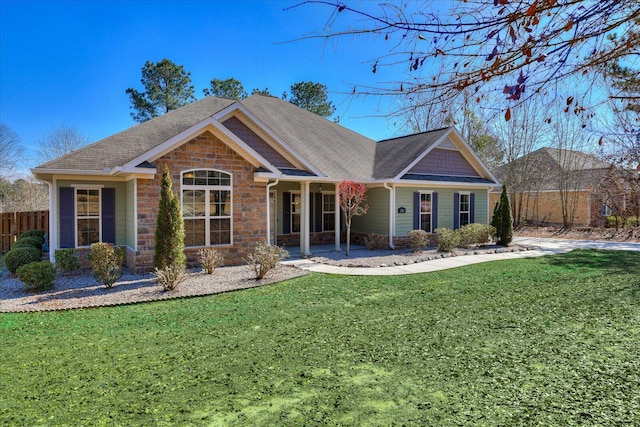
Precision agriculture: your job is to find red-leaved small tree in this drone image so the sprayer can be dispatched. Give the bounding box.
[338,179,369,255]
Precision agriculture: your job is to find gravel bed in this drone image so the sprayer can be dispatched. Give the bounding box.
[0,265,309,313]
[309,244,533,268]
[1,244,533,313]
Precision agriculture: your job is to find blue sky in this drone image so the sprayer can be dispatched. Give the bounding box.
[1,0,403,174]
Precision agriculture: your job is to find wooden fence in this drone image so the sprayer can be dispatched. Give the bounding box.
[1,210,49,254]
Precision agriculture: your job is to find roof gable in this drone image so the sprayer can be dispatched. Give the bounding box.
[374,127,498,184]
[36,96,236,172]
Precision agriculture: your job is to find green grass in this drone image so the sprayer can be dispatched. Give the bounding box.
[2,249,640,426]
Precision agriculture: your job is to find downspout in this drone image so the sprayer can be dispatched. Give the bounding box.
[383,182,396,249]
[266,179,279,244]
[46,180,55,263]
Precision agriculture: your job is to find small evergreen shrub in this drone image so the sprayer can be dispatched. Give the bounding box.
[407,229,429,252]
[198,248,223,274]
[155,264,187,291]
[246,242,289,279]
[11,241,41,252]
[491,185,514,246]
[88,243,125,288]
[16,261,55,291]
[16,236,43,251]
[435,228,461,252]
[55,248,81,275]
[154,164,186,270]
[5,247,42,274]
[19,230,45,240]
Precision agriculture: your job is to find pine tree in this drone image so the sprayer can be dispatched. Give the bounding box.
[491,185,514,246]
[153,164,186,269]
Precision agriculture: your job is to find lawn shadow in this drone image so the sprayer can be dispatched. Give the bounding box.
[544,249,640,276]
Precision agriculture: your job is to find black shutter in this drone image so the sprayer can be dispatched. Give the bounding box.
[432,192,438,231]
[59,187,75,248]
[413,192,420,230]
[470,193,475,224]
[283,192,291,234]
[315,192,323,232]
[102,188,116,244]
[454,192,460,229]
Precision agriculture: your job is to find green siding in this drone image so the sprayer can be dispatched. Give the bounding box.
[396,187,489,235]
[272,182,334,235]
[351,187,389,234]
[56,180,127,246]
[125,179,137,249]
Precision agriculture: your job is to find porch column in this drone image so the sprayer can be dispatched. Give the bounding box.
[300,181,311,256]
[334,182,341,251]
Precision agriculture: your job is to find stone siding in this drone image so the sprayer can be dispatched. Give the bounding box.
[133,131,267,273]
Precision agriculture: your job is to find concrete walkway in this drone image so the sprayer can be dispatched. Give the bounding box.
[281,237,640,276]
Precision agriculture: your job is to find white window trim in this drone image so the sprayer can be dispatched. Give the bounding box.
[459,191,471,227]
[419,191,433,233]
[75,187,102,248]
[290,191,301,234]
[181,169,233,247]
[322,191,336,232]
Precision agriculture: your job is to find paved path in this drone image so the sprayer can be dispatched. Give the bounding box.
[281,237,640,276]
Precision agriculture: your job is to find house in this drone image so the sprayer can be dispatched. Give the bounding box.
[32,95,500,272]
[490,147,638,227]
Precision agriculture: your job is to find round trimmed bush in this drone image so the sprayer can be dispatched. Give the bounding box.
[19,229,45,240]
[17,261,55,291]
[5,247,42,274]
[16,236,43,251]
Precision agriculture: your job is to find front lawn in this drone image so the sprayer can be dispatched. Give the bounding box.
[1,250,639,425]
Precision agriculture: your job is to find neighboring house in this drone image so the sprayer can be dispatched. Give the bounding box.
[491,147,636,227]
[32,95,500,272]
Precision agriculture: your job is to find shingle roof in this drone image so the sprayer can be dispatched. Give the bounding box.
[492,147,614,191]
[373,127,451,179]
[240,95,377,179]
[36,96,236,170]
[33,95,497,186]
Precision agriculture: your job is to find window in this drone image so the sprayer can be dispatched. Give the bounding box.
[182,170,232,247]
[291,192,301,233]
[322,193,335,231]
[420,192,432,233]
[76,188,101,247]
[459,193,470,227]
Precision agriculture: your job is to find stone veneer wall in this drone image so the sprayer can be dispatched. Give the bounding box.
[132,131,268,273]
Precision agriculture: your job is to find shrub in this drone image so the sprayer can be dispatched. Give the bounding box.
[458,223,496,248]
[246,242,289,279]
[491,185,513,246]
[435,228,460,252]
[19,230,45,240]
[88,243,125,288]
[55,248,81,275]
[5,247,42,274]
[11,241,41,252]
[15,236,43,251]
[154,164,186,270]
[16,261,55,291]
[198,248,223,274]
[407,229,429,252]
[155,264,187,291]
